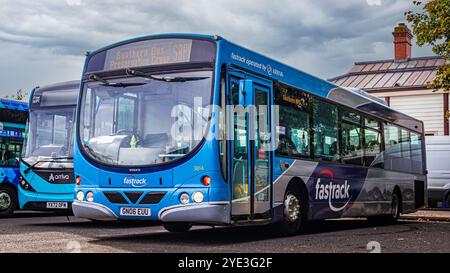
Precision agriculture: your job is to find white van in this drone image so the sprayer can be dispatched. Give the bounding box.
[426,136,450,207]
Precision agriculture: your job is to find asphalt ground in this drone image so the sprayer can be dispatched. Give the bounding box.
[0,211,449,253]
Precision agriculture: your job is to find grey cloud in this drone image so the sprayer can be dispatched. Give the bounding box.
[0,0,433,96]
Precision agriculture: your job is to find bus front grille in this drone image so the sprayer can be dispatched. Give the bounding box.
[103,192,128,204]
[139,192,166,204]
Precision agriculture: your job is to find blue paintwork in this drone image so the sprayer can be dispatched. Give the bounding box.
[0,168,20,186]
[0,99,27,191]
[17,83,78,210]
[73,34,423,223]
[0,98,28,111]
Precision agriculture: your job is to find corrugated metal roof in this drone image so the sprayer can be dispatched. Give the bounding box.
[330,56,446,90]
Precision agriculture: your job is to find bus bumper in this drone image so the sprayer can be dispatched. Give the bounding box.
[18,187,74,210]
[72,200,118,221]
[158,202,230,225]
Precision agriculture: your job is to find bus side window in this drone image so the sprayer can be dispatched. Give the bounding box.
[410,132,424,174]
[274,85,311,158]
[312,99,339,162]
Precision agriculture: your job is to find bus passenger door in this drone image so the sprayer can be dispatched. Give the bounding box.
[228,73,273,222]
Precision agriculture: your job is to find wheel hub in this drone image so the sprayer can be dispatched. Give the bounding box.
[0,192,11,211]
[284,194,300,223]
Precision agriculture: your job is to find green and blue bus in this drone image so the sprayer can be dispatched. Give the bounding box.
[19,81,79,212]
[72,34,426,235]
[0,98,28,217]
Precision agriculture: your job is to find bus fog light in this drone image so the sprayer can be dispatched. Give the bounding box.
[180,193,190,204]
[86,192,94,202]
[76,191,85,201]
[192,192,204,203]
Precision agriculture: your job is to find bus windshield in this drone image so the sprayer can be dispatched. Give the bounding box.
[79,70,212,167]
[22,107,75,167]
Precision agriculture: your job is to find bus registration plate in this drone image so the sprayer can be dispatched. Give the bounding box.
[46,202,68,209]
[120,207,151,217]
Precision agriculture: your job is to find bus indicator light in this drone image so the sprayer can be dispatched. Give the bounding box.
[202,176,211,186]
[76,176,82,185]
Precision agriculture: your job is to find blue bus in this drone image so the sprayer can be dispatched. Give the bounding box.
[19,81,79,213]
[0,98,28,217]
[72,34,426,235]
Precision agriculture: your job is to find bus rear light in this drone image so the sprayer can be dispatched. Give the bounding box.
[201,176,211,186]
[76,176,82,185]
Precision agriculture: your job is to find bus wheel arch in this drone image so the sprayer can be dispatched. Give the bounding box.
[0,183,18,218]
[392,186,402,214]
[273,177,308,236]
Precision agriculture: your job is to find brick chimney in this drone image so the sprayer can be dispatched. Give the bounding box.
[393,23,413,61]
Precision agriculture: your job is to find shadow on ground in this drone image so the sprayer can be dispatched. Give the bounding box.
[87,219,415,250]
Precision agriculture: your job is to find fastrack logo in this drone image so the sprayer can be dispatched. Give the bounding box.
[315,169,351,212]
[123,176,147,188]
[49,173,70,182]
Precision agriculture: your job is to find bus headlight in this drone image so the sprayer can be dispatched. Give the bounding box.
[180,193,190,204]
[192,192,204,203]
[19,177,36,192]
[86,192,94,202]
[76,191,85,201]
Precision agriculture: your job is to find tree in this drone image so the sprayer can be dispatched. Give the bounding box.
[4,89,28,101]
[406,0,450,95]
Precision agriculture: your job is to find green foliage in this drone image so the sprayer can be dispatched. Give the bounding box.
[406,0,450,92]
[4,89,28,101]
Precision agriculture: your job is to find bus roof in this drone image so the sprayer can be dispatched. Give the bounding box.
[35,80,80,93]
[85,33,424,133]
[0,98,28,111]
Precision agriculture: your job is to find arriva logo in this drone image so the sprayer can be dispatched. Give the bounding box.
[48,173,70,182]
[123,176,147,188]
[315,169,351,212]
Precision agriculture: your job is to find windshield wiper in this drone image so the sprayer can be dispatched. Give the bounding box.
[23,157,74,174]
[126,69,209,82]
[87,74,145,88]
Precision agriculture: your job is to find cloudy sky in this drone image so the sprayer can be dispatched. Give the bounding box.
[0,0,433,98]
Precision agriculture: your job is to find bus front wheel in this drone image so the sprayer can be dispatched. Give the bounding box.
[163,222,192,233]
[0,184,17,218]
[272,186,305,236]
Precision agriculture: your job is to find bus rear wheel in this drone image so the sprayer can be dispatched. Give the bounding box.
[163,222,192,233]
[272,186,305,237]
[0,185,17,218]
[368,191,401,225]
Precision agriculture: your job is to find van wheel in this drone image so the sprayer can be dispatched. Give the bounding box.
[163,223,192,233]
[272,186,304,236]
[446,194,450,208]
[0,185,17,218]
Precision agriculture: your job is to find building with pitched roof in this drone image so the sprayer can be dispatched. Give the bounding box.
[330,23,448,136]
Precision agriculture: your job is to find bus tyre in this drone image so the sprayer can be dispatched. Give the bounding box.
[273,187,304,237]
[368,191,401,225]
[0,185,17,218]
[163,222,192,233]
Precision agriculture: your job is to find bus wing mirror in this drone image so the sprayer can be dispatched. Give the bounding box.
[239,79,253,106]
